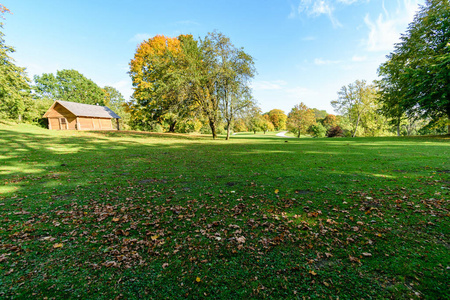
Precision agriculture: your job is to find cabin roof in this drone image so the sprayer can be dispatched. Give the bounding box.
[43,100,121,119]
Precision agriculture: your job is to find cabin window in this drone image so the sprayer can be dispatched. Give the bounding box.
[59,118,68,130]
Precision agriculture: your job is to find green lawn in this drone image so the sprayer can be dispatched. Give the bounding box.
[1,123,449,299]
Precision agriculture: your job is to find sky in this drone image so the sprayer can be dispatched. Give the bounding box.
[2,0,425,114]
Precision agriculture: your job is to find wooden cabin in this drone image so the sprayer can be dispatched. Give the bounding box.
[43,100,121,130]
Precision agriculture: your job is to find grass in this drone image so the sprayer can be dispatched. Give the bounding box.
[0,123,449,299]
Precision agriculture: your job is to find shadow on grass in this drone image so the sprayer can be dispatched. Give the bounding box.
[1,125,449,203]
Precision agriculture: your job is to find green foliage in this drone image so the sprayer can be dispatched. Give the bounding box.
[103,86,129,128]
[310,123,327,138]
[287,102,316,138]
[0,9,32,121]
[378,0,450,134]
[331,80,380,137]
[34,69,105,105]
[311,108,328,121]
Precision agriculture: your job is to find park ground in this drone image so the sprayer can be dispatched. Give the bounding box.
[0,123,449,299]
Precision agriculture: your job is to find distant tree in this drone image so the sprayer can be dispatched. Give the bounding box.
[322,114,339,129]
[34,69,105,105]
[210,31,256,140]
[331,80,377,137]
[103,86,129,127]
[287,102,316,138]
[311,108,328,121]
[378,0,450,134]
[0,5,32,121]
[266,109,287,130]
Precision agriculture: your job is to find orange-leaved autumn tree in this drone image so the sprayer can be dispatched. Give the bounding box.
[266,109,287,131]
[287,102,316,138]
[129,35,190,131]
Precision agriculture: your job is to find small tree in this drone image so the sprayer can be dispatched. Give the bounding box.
[287,102,316,138]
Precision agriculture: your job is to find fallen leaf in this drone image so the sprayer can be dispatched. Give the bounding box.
[274,189,279,194]
[53,243,63,249]
[236,236,246,244]
[196,277,201,282]
[151,235,159,240]
[309,270,317,276]
[112,217,120,222]
[162,263,169,269]
[362,252,372,257]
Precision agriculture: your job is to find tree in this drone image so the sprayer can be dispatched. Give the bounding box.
[266,109,287,131]
[210,32,256,140]
[287,102,316,138]
[103,86,129,127]
[34,69,105,105]
[0,5,32,121]
[311,108,328,121]
[322,114,339,129]
[129,34,186,131]
[331,80,377,137]
[378,0,450,134]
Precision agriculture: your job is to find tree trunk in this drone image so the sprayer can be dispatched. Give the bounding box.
[297,126,301,138]
[447,111,450,135]
[169,121,177,133]
[352,114,361,137]
[226,120,231,140]
[209,119,217,139]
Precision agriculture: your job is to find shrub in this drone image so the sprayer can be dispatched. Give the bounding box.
[310,124,327,138]
[327,125,344,137]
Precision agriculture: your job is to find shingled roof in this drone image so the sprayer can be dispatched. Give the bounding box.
[44,100,121,119]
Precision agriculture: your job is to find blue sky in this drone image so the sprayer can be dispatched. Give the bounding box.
[2,0,424,114]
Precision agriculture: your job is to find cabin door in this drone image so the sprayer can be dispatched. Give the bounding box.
[59,118,68,130]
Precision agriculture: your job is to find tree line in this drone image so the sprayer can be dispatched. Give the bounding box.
[1,0,448,137]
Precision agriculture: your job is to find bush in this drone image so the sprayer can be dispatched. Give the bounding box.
[327,125,344,137]
[310,124,327,138]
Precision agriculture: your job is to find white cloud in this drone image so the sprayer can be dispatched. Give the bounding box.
[302,36,317,41]
[337,0,359,4]
[289,0,362,27]
[351,55,367,62]
[314,58,341,65]
[129,33,152,43]
[364,0,422,52]
[251,80,287,91]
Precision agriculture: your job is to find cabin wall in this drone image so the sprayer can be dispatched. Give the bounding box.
[77,117,112,130]
[47,103,77,130]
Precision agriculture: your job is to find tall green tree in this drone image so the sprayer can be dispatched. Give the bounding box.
[331,80,377,137]
[34,69,105,105]
[0,5,32,121]
[378,0,450,134]
[210,32,256,140]
[287,102,316,138]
